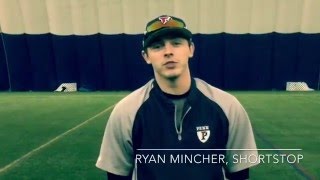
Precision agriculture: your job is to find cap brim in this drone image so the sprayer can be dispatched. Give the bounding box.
[143,28,192,48]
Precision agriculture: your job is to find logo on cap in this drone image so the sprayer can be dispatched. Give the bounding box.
[158,16,171,24]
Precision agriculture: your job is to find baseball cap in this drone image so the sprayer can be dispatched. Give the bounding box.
[143,15,192,49]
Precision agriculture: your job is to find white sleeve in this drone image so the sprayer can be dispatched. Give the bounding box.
[96,104,134,176]
[224,97,259,173]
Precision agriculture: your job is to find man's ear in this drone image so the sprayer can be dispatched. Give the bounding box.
[142,50,151,64]
[189,42,195,58]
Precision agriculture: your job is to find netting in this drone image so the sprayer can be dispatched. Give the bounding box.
[286,82,314,91]
[54,83,77,92]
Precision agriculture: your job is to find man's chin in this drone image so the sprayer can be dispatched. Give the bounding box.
[158,70,181,80]
[166,74,179,80]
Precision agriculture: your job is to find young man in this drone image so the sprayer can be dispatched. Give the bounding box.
[96,15,259,180]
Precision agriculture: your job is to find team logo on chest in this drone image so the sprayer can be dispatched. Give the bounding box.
[196,126,210,143]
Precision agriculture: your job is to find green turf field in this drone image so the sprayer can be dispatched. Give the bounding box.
[0,91,319,179]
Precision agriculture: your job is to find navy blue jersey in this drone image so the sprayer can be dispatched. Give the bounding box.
[96,78,259,179]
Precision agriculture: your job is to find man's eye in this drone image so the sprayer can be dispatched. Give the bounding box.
[172,41,182,46]
[150,44,163,49]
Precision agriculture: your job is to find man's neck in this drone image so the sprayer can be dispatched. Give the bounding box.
[155,73,191,95]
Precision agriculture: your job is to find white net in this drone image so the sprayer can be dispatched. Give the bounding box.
[286,82,314,91]
[55,83,77,92]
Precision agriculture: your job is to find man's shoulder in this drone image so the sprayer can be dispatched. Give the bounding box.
[112,79,154,113]
[194,78,237,103]
[194,78,248,123]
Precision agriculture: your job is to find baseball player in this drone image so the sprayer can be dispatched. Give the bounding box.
[96,15,259,180]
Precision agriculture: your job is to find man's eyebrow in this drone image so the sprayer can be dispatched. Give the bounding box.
[171,38,184,41]
[148,37,185,46]
[149,40,163,46]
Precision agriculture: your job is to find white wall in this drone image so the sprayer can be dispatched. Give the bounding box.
[0,0,319,35]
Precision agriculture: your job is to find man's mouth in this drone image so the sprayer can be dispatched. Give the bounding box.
[164,61,177,68]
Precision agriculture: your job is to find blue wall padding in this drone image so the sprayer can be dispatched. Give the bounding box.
[0,33,319,91]
[51,35,78,85]
[26,34,57,91]
[2,34,32,91]
[0,35,9,90]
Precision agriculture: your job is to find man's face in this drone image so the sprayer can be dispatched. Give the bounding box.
[142,37,194,80]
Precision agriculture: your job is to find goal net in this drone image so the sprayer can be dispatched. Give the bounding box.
[54,83,77,92]
[286,82,314,91]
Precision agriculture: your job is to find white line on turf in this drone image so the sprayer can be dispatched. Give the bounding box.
[0,104,115,174]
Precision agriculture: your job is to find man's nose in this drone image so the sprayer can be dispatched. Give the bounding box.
[164,43,174,57]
